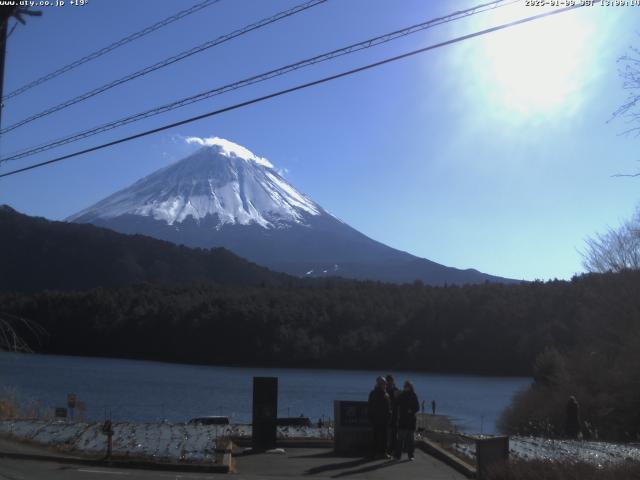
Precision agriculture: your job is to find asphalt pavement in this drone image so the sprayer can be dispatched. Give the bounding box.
[0,436,466,480]
[0,458,221,480]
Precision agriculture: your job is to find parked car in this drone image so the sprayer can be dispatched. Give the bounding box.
[188,416,230,426]
[276,417,311,427]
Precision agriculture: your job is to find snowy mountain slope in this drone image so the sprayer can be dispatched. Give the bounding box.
[69,137,516,285]
[69,137,321,228]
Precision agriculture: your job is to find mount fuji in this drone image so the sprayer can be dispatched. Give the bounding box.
[69,137,514,285]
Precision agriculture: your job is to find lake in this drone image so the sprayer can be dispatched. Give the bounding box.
[0,352,530,434]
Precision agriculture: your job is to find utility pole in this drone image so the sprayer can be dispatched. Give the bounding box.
[0,8,14,131]
[0,7,41,131]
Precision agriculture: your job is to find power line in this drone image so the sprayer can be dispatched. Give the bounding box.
[0,0,328,135]
[1,0,223,103]
[0,0,518,163]
[0,3,584,180]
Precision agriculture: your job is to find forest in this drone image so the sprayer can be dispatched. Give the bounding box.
[4,269,638,378]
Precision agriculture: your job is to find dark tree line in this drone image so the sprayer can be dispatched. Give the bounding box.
[3,270,640,381]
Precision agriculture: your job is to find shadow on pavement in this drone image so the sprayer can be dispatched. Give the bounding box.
[304,458,376,475]
[330,459,408,478]
[290,451,364,459]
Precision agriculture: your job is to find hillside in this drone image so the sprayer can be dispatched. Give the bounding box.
[0,205,291,293]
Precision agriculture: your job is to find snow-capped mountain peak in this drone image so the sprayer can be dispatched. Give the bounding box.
[68,138,321,228]
[185,136,274,168]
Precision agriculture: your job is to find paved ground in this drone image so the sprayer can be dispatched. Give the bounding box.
[0,437,81,458]
[0,459,221,480]
[0,437,466,480]
[233,447,466,479]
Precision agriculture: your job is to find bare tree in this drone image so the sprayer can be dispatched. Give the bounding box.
[582,210,640,273]
[0,313,45,352]
[612,46,640,142]
[587,47,640,268]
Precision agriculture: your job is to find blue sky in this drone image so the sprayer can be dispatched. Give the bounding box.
[0,0,638,281]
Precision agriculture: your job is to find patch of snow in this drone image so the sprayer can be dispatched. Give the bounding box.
[264,172,319,216]
[0,420,333,462]
[452,436,640,467]
[266,448,286,454]
[0,420,219,463]
[185,136,273,168]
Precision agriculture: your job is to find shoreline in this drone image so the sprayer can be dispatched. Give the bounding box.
[0,350,533,379]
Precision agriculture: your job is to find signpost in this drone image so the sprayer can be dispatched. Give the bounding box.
[101,420,114,460]
[333,400,371,454]
[252,377,278,451]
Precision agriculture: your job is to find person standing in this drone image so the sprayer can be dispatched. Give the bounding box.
[566,396,581,439]
[395,381,420,461]
[368,376,391,459]
[385,374,400,455]
[431,399,436,416]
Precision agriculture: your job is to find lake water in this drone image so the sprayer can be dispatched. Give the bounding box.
[0,352,530,434]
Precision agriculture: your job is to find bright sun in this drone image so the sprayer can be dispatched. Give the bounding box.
[475,4,592,115]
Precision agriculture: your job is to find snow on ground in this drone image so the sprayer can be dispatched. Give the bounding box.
[453,436,640,466]
[5,419,639,466]
[0,420,333,462]
[0,420,219,462]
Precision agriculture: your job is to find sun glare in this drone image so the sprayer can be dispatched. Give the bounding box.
[476,5,592,116]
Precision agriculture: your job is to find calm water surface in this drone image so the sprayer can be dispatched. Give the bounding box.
[0,353,530,434]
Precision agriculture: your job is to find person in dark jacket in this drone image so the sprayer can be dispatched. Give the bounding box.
[566,396,581,439]
[368,376,391,459]
[385,374,400,455]
[395,380,420,460]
